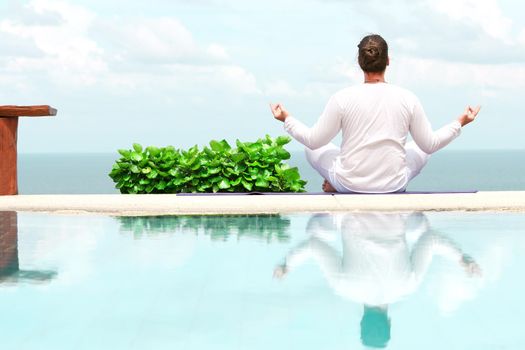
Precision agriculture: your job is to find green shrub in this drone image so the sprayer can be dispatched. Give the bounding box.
[109,135,307,193]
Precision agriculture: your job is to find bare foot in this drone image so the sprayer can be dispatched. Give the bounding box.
[322,180,337,193]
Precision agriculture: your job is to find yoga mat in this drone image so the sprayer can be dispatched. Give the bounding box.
[176,190,478,196]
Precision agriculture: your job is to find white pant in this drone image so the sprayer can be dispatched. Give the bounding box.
[305,142,430,193]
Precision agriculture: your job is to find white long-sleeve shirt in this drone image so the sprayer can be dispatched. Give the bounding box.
[284,83,462,193]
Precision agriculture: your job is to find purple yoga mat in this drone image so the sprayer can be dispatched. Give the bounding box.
[176,190,478,196]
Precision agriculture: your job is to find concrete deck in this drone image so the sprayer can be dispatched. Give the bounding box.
[0,191,524,216]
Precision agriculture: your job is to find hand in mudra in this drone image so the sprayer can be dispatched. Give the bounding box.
[458,105,481,127]
[270,103,289,122]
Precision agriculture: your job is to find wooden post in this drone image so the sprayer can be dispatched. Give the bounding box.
[0,105,57,195]
[0,118,18,195]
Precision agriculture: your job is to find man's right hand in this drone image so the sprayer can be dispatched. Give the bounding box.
[458,105,481,127]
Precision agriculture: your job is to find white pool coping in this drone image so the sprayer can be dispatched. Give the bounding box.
[0,191,524,216]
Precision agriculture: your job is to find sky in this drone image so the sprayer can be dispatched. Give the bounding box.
[0,0,524,153]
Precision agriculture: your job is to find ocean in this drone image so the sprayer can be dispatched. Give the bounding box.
[18,150,525,194]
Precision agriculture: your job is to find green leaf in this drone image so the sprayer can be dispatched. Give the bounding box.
[209,140,223,152]
[118,149,131,158]
[218,178,231,189]
[276,148,291,160]
[133,143,143,153]
[255,178,269,188]
[231,153,245,163]
[147,169,158,179]
[130,165,140,174]
[209,139,231,153]
[146,146,160,157]
[203,147,214,156]
[234,163,247,173]
[156,181,167,190]
[241,180,253,191]
[283,167,300,182]
[187,145,199,155]
[275,135,291,146]
[230,177,242,186]
[247,161,268,168]
[131,152,143,162]
[220,139,232,151]
[290,183,303,192]
[248,143,262,154]
[210,176,222,183]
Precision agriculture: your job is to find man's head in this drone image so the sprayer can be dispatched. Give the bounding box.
[358,34,389,73]
[360,305,391,348]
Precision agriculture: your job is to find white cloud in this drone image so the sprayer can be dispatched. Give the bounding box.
[264,79,301,97]
[161,64,261,94]
[392,37,418,52]
[0,32,44,57]
[206,43,229,60]
[0,0,107,87]
[329,58,362,84]
[389,55,525,91]
[429,0,513,43]
[216,65,260,94]
[6,0,64,26]
[262,59,362,100]
[0,0,260,96]
[343,0,525,64]
[95,17,233,66]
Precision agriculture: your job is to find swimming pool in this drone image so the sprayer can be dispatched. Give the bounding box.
[1,211,524,349]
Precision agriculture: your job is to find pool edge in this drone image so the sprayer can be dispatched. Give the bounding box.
[0,191,524,215]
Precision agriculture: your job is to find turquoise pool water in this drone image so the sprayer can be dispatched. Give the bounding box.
[1,211,525,349]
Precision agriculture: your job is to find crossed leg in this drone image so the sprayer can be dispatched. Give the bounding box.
[305,141,431,193]
[304,143,342,192]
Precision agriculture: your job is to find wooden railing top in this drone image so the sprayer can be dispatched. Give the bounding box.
[0,105,57,117]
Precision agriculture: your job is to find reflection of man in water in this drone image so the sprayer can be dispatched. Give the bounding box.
[0,211,56,283]
[274,212,481,348]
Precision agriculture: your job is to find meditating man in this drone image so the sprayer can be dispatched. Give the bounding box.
[270,34,481,193]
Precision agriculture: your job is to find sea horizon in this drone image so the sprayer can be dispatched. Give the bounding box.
[18,150,525,195]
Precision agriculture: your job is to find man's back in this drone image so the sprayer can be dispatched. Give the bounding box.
[332,83,419,192]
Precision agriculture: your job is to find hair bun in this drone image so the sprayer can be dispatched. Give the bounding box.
[365,47,379,57]
[357,34,388,73]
